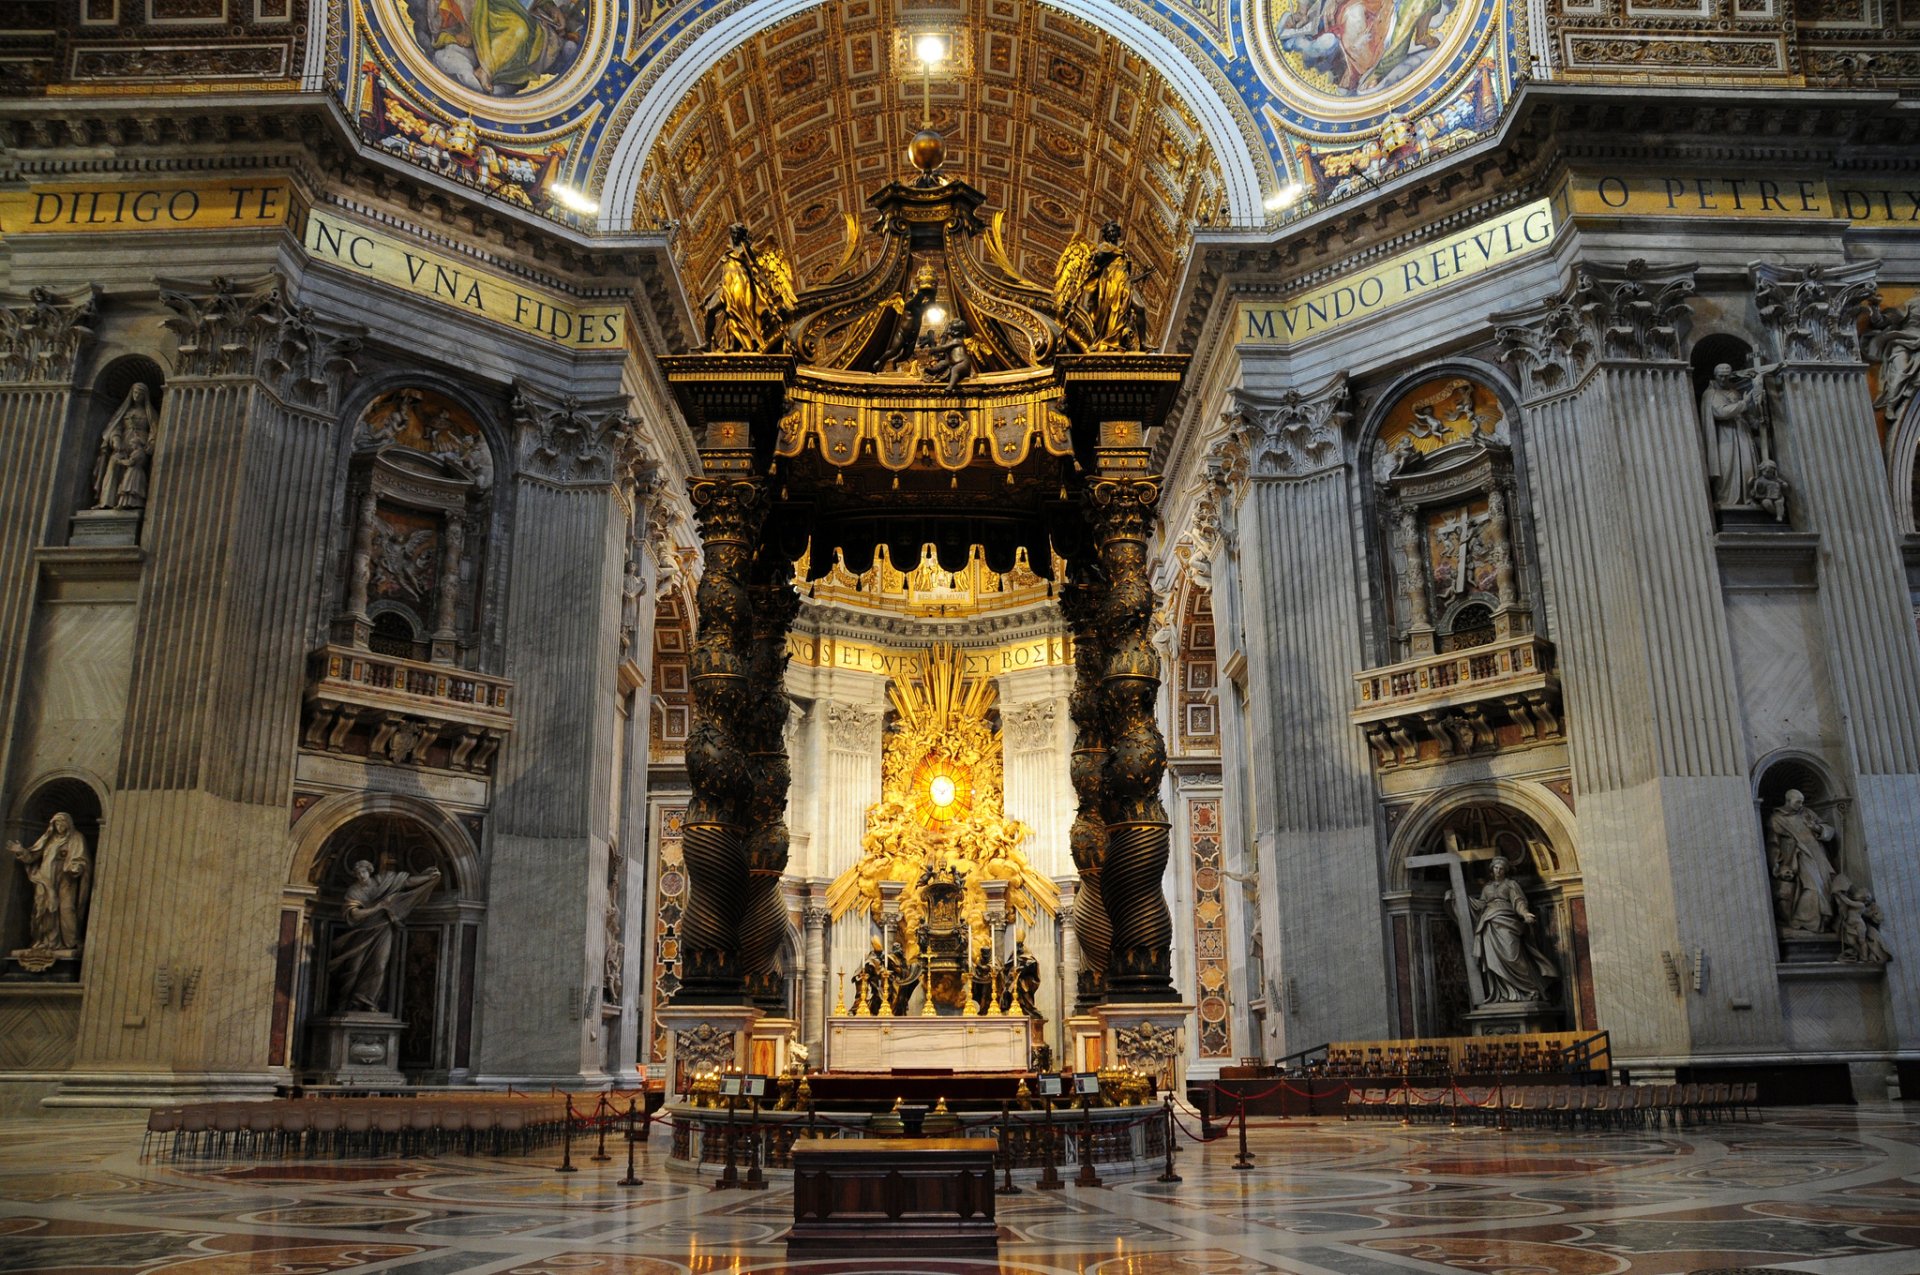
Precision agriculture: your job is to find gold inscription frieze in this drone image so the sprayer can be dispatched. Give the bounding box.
[1562,173,1920,227]
[1238,198,1558,347]
[0,179,294,236]
[787,633,1070,677]
[304,208,625,349]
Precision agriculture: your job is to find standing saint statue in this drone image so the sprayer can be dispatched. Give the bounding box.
[7,813,91,970]
[1866,297,1920,425]
[327,859,441,1014]
[91,383,156,512]
[1697,361,1779,512]
[1449,856,1557,1004]
[1054,220,1153,352]
[1768,789,1836,936]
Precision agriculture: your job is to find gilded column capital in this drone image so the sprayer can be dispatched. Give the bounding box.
[158,273,284,379]
[1219,371,1351,481]
[0,284,97,386]
[1753,260,1880,365]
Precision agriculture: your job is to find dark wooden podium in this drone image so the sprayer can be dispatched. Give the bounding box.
[787,1136,998,1254]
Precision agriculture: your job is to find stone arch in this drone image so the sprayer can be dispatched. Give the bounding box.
[4,770,108,975]
[592,0,1271,232]
[288,791,481,900]
[1386,779,1578,893]
[334,373,508,483]
[1356,358,1521,460]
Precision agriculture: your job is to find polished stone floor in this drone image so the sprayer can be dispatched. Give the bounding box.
[4,1106,1919,1274]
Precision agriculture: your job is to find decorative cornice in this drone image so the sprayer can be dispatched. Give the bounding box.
[0,284,96,386]
[1753,260,1881,365]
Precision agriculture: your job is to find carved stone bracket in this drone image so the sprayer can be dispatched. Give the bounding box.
[512,383,652,488]
[1216,372,1352,481]
[0,284,97,386]
[1753,260,1880,365]
[158,274,285,379]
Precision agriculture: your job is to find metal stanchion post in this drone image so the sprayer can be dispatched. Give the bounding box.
[557,1097,579,1173]
[618,1099,641,1187]
[1232,1095,1254,1170]
[591,1096,612,1162]
[714,1094,739,1191]
[997,1102,1021,1195]
[743,1096,767,1190]
[1074,1097,1102,1187]
[1036,1097,1063,1191]
[1157,1095,1181,1183]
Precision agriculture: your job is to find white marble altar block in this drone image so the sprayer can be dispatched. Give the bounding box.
[825,1015,1028,1071]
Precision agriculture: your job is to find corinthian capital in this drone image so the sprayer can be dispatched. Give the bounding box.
[158,274,284,378]
[0,285,97,386]
[511,382,644,488]
[1220,372,1351,481]
[1495,298,1593,399]
[261,298,365,414]
[1753,260,1880,364]
[1497,259,1696,397]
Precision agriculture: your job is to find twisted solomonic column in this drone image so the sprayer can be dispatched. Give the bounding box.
[738,573,801,1011]
[678,472,767,1001]
[1060,570,1113,1010]
[1090,473,1177,1001]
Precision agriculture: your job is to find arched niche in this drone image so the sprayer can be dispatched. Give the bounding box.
[1384,784,1592,1039]
[66,354,164,546]
[1168,574,1220,758]
[1361,368,1533,663]
[3,774,104,982]
[283,795,484,1081]
[1753,750,1853,956]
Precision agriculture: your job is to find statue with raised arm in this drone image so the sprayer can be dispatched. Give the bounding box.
[1054,220,1153,352]
[1698,361,1780,512]
[1448,856,1556,1004]
[327,859,441,1013]
[7,813,91,969]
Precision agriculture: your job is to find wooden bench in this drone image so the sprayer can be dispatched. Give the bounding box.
[788,1136,998,1255]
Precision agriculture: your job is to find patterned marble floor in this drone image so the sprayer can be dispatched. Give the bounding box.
[3,1105,1919,1274]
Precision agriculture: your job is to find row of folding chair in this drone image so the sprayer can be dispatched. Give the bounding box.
[1343,1080,1758,1129]
[140,1093,592,1161]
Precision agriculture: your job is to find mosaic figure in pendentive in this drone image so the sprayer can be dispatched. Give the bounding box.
[404,0,590,98]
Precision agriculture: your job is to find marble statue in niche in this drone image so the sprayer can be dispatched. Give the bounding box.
[1448,855,1556,1003]
[1768,789,1837,937]
[1866,296,1920,425]
[328,859,442,1013]
[90,384,155,512]
[1698,360,1785,515]
[5,813,91,972]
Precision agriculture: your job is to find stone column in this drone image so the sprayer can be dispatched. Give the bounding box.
[1053,876,1078,1058]
[62,276,367,1099]
[803,902,830,1053]
[1088,453,1176,1002]
[1496,261,1781,1060]
[0,286,96,821]
[1754,261,1920,1047]
[676,424,767,1005]
[477,388,648,1084]
[1214,373,1386,1052]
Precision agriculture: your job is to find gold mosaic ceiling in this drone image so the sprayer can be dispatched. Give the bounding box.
[636,0,1226,339]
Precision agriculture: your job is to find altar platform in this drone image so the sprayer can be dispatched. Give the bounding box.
[825,1013,1031,1073]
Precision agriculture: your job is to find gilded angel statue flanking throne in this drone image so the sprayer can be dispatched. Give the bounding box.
[703,221,798,353]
